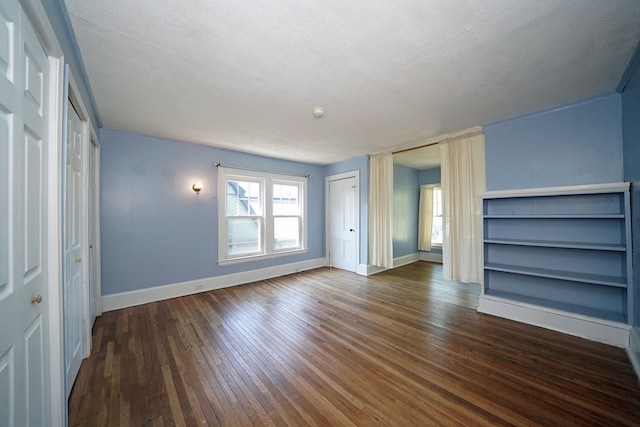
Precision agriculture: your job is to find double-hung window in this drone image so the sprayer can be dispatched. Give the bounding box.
[218,167,307,264]
[431,186,443,246]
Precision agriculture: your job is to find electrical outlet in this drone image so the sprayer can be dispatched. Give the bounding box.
[195,283,203,290]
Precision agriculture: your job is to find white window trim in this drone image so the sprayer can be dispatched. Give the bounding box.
[218,167,307,265]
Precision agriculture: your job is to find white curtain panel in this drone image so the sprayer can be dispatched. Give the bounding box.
[418,186,433,251]
[369,153,394,268]
[440,133,486,283]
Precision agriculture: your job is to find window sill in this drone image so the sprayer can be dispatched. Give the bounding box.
[218,248,308,266]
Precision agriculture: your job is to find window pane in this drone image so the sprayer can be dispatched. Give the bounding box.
[273,184,300,216]
[431,186,443,245]
[433,187,442,217]
[227,179,262,216]
[228,217,261,256]
[274,217,300,250]
[431,216,443,245]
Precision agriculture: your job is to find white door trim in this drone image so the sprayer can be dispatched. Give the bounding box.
[325,170,360,272]
[20,1,65,425]
[90,137,102,321]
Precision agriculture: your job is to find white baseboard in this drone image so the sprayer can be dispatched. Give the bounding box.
[628,327,640,381]
[363,264,387,276]
[102,258,328,312]
[356,253,421,276]
[420,251,443,263]
[478,295,630,348]
[394,253,420,268]
[356,264,370,276]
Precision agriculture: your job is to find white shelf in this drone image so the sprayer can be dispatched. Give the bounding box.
[484,263,627,288]
[483,238,626,251]
[480,182,630,199]
[484,214,624,219]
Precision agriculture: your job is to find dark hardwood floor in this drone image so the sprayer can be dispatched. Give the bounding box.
[69,262,640,426]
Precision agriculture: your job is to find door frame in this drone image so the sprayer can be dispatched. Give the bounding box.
[89,134,102,325]
[325,170,360,273]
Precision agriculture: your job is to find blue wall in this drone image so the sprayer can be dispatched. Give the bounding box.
[419,167,441,185]
[621,48,640,328]
[484,93,623,191]
[393,164,419,258]
[325,156,370,265]
[100,129,325,295]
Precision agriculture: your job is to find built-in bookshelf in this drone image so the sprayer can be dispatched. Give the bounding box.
[478,182,632,346]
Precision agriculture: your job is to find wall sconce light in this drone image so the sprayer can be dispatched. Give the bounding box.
[192,180,203,195]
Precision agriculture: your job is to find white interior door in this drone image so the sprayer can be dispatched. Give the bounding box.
[328,176,358,272]
[64,99,84,396]
[0,1,51,425]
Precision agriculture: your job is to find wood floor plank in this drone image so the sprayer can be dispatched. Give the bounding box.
[161,363,187,427]
[69,262,640,426]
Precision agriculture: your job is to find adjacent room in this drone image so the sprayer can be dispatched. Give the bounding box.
[2,0,640,425]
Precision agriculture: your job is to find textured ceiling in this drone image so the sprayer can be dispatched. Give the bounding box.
[64,0,640,166]
[394,145,441,171]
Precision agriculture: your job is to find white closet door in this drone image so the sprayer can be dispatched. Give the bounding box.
[0,0,52,425]
[64,99,84,396]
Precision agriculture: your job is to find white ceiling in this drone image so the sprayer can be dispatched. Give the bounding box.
[394,145,441,171]
[64,0,640,166]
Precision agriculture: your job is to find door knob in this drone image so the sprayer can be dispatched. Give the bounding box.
[349,229,355,232]
[74,257,82,263]
[31,294,43,304]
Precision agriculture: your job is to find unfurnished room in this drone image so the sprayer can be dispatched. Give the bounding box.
[2,1,640,426]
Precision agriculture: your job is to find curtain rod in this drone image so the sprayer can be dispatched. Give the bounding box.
[393,141,438,155]
[392,129,485,155]
[212,162,311,178]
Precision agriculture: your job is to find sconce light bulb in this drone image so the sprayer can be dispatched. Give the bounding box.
[192,180,203,195]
